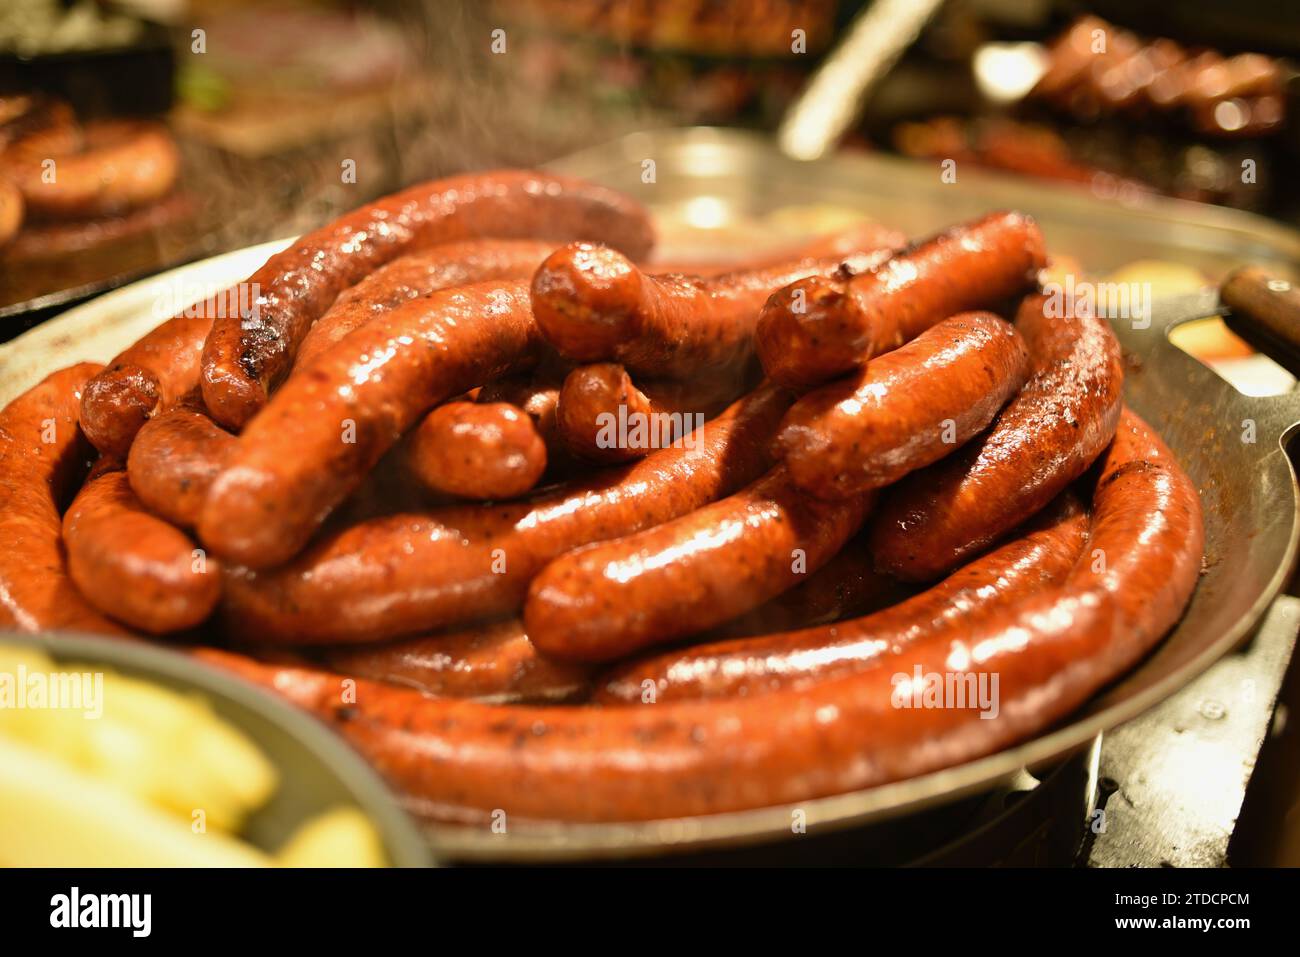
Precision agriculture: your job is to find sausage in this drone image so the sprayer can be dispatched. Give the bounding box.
[0,180,22,247]
[597,492,1088,704]
[63,460,221,634]
[775,312,1030,499]
[523,467,875,662]
[126,396,235,529]
[870,294,1123,581]
[530,243,888,377]
[0,363,126,636]
[554,362,743,464]
[320,619,591,704]
[219,384,792,643]
[79,309,217,459]
[6,120,179,220]
[0,94,79,155]
[402,401,547,501]
[198,408,1201,824]
[705,533,907,641]
[293,238,558,372]
[2,192,192,262]
[198,278,547,567]
[200,171,656,430]
[755,211,1045,390]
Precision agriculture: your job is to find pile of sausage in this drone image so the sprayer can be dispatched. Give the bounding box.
[0,168,1204,825]
[1032,15,1285,137]
[0,95,182,261]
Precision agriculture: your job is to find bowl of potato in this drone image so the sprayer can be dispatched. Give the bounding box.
[0,633,433,867]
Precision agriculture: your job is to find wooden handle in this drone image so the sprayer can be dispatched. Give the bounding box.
[1220,266,1300,373]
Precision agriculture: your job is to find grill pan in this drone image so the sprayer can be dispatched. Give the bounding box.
[1,129,1298,863]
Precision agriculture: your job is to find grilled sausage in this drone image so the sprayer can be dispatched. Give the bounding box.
[775,312,1030,499]
[6,120,179,220]
[524,467,875,662]
[200,171,655,430]
[554,362,742,464]
[0,363,126,635]
[219,384,792,643]
[755,211,1045,390]
[126,396,235,529]
[530,243,889,377]
[197,408,1201,824]
[597,492,1088,703]
[320,619,590,704]
[292,238,558,372]
[80,310,217,459]
[403,401,547,501]
[0,180,22,247]
[64,460,221,634]
[870,294,1123,580]
[199,278,547,567]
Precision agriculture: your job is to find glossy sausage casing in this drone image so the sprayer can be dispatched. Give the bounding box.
[64,461,221,634]
[200,170,655,430]
[402,401,547,501]
[525,466,874,662]
[220,385,793,643]
[199,278,546,568]
[870,293,1123,580]
[200,409,1202,824]
[0,363,125,635]
[776,312,1030,499]
[756,211,1045,389]
[293,238,558,373]
[597,492,1087,703]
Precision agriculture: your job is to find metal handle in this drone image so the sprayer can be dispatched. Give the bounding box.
[776,0,948,161]
[1220,265,1300,378]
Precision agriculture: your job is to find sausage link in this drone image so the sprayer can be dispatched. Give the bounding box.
[523,467,875,662]
[776,312,1030,499]
[6,120,179,220]
[0,363,126,635]
[597,492,1088,704]
[200,171,655,430]
[220,384,792,643]
[126,396,235,529]
[64,461,221,634]
[554,362,742,464]
[755,211,1045,390]
[705,533,907,641]
[199,278,546,568]
[2,191,192,262]
[0,180,22,247]
[402,401,546,501]
[530,243,885,376]
[320,619,590,704]
[870,294,1123,581]
[79,310,216,459]
[293,238,558,373]
[198,408,1200,824]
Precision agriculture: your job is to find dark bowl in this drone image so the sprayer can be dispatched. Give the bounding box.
[1,631,435,867]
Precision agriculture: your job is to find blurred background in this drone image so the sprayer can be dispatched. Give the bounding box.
[5,0,1300,323]
[5,0,1300,865]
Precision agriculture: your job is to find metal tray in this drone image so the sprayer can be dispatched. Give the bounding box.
[2,128,1297,862]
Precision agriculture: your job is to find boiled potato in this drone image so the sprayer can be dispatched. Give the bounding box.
[0,735,270,867]
[276,807,388,868]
